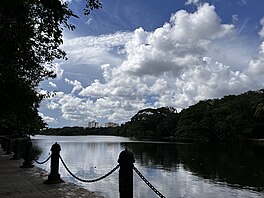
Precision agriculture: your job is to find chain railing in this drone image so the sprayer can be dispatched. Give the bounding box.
[59,155,120,183]
[133,166,166,198]
[33,154,51,165]
[8,140,167,198]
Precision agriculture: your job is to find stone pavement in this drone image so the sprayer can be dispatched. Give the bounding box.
[0,148,103,198]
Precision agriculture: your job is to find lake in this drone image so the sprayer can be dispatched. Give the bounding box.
[31,135,264,198]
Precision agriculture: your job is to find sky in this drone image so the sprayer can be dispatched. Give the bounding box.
[39,0,264,128]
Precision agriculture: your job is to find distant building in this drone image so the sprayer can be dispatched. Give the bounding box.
[88,120,100,128]
[105,122,119,128]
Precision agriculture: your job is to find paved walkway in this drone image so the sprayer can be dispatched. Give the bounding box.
[0,148,103,198]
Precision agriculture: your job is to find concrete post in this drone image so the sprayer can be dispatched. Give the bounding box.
[118,148,135,198]
[20,139,34,168]
[44,142,63,184]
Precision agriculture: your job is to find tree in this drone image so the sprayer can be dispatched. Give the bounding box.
[254,103,264,121]
[123,107,178,139]
[175,89,264,142]
[0,0,101,137]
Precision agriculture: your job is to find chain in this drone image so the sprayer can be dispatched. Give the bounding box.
[133,166,166,198]
[31,147,51,165]
[33,155,51,164]
[59,155,120,183]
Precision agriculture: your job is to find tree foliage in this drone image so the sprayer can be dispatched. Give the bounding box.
[175,89,264,142]
[121,89,264,142]
[128,107,179,138]
[0,0,101,137]
[39,89,264,142]
[119,90,264,142]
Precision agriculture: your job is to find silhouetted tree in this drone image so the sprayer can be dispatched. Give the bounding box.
[0,0,101,137]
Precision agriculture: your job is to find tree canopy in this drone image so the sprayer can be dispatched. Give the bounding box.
[0,0,101,137]
[118,89,264,142]
[40,89,264,142]
[174,89,264,142]
[39,89,264,142]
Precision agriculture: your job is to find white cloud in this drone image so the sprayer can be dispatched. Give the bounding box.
[48,82,57,88]
[247,17,264,78]
[170,3,234,40]
[118,3,234,77]
[46,63,63,79]
[258,17,264,39]
[46,92,94,122]
[47,101,59,110]
[65,78,83,93]
[185,0,200,5]
[62,32,133,66]
[39,112,56,123]
[40,3,264,127]
[247,42,264,75]
[43,91,144,125]
[62,0,75,3]
[174,59,255,106]
[74,3,242,122]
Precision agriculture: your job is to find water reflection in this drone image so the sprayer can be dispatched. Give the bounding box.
[177,143,264,190]
[124,142,264,191]
[122,142,179,171]
[32,136,264,198]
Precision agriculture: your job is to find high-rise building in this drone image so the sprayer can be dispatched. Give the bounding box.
[88,120,100,128]
[105,122,119,128]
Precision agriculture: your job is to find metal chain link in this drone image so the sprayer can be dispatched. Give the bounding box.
[33,155,51,164]
[133,166,166,198]
[59,155,120,183]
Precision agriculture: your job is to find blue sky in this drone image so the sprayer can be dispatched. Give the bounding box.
[39,0,264,127]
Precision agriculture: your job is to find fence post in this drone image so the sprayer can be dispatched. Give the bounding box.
[10,139,20,160]
[44,142,63,184]
[0,136,4,148]
[118,148,135,198]
[5,138,12,155]
[20,139,34,168]
[2,137,7,151]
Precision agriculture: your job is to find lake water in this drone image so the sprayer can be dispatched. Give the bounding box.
[31,135,264,198]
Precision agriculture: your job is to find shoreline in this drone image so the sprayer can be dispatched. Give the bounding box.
[33,165,105,198]
[0,148,104,198]
[248,139,264,142]
[34,134,264,144]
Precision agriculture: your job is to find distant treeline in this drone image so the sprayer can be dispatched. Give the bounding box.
[39,89,264,142]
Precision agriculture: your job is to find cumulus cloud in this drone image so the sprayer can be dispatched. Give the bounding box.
[247,20,264,78]
[247,42,264,75]
[175,58,255,105]
[65,78,83,93]
[118,3,234,77]
[40,3,264,126]
[43,91,141,125]
[47,101,60,110]
[45,92,94,122]
[39,112,56,123]
[66,4,239,123]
